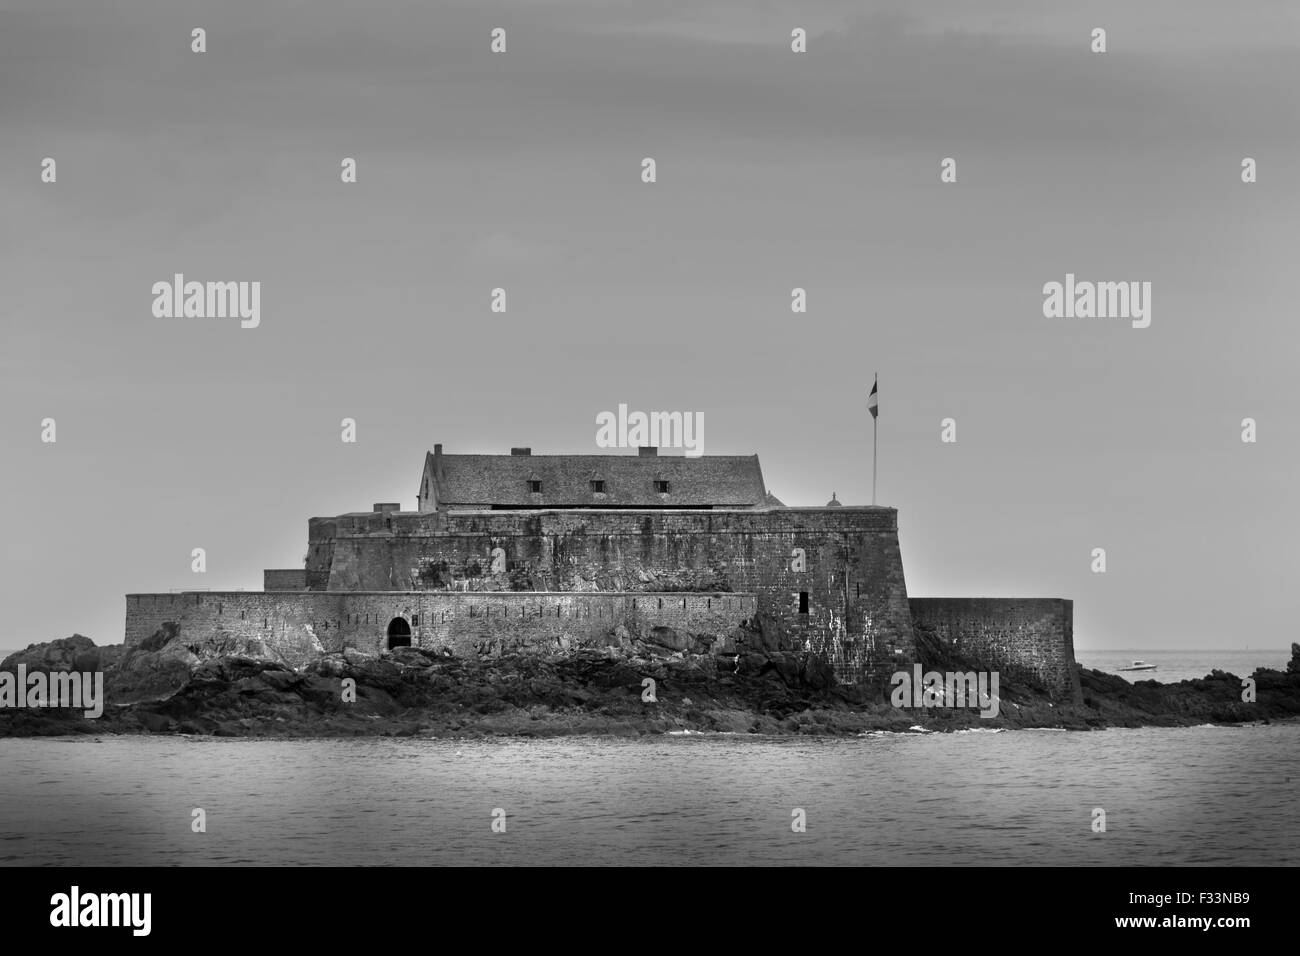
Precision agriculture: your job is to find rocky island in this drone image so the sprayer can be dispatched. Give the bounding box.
[2,625,1296,738]
[8,444,1296,738]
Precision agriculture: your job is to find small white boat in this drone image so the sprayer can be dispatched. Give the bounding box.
[1118,660,1158,672]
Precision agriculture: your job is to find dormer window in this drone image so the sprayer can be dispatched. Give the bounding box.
[528,480,542,493]
[590,479,606,494]
[654,480,670,494]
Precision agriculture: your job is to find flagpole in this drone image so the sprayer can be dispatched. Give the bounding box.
[872,372,878,506]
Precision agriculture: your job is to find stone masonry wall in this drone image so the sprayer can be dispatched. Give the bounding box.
[307,507,916,683]
[908,598,1080,702]
[125,590,756,663]
[264,569,307,590]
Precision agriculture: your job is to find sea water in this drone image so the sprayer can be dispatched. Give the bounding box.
[1,725,1295,866]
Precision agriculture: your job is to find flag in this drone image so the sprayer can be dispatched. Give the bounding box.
[868,377,878,419]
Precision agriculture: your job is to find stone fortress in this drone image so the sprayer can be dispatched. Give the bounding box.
[125,444,1081,699]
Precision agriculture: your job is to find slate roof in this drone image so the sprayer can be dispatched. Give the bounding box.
[422,450,768,508]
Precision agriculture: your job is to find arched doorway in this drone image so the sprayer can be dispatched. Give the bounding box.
[386,616,412,649]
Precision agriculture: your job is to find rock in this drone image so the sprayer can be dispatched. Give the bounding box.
[176,718,218,735]
[184,627,324,670]
[1288,643,1300,674]
[300,675,345,706]
[687,633,714,655]
[135,711,175,733]
[646,626,688,652]
[2,635,99,673]
[138,623,180,653]
[98,644,132,669]
[704,709,754,734]
[389,646,437,668]
[766,652,802,686]
[801,654,836,690]
[159,642,200,668]
[713,630,740,656]
[259,669,304,692]
[190,657,249,683]
[103,646,194,704]
[313,653,349,677]
[6,625,1299,739]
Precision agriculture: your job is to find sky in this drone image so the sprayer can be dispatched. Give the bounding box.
[2,0,1297,652]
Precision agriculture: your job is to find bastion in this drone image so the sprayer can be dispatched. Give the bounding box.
[125,444,1081,698]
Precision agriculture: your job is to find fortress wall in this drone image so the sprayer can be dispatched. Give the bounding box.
[305,537,333,591]
[416,591,753,658]
[124,590,755,663]
[908,598,1080,701]
[312,508,915,683]
[263,569,307,590]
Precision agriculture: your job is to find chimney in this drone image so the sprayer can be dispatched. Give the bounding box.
[510,447,532,456]
[433,444,443,456]
[638,446,658,457]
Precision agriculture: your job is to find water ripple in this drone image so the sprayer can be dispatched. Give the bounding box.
[0,725,1296,866]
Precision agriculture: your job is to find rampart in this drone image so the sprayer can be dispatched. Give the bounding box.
[306,506,915,682]
[125,590,757,664]
[908,598,1080,701]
